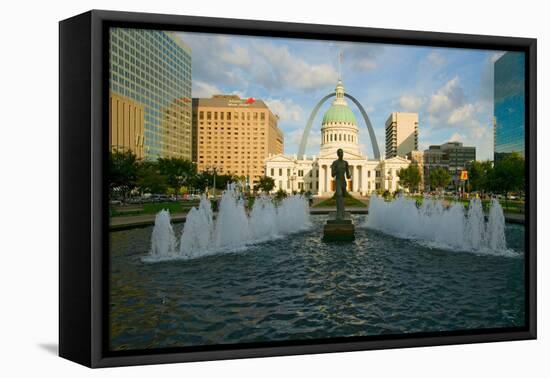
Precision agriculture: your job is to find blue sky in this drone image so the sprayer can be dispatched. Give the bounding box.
[175,32,505,161]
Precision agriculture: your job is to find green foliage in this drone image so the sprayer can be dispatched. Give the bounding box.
[255,176,275,193]
[467,160,493,192]
[275,188,287,201]
[136,161,168,195]
[109,150,139,199]
[488,152,525,195]
[190,172,210,192]
[429,167,451,191]
[157,158,196,194]
[397,164,422,192]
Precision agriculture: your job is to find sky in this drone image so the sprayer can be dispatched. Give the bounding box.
[175,31,505,161]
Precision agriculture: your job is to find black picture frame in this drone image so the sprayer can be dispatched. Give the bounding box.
[59,9,537,368]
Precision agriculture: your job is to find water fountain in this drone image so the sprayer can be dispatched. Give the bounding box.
[148,210,177,259]
[145,185,312,261]
[364,195,515,256]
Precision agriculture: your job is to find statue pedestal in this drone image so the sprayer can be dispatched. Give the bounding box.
[323,212,355,241]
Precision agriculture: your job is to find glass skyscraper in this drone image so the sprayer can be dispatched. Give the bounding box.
[493,51,525,162]
[109,28,192,160]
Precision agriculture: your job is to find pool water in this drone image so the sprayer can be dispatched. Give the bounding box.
[109,215,525,351]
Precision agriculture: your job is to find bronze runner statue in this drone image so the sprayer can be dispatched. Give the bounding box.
[331,148,351,220]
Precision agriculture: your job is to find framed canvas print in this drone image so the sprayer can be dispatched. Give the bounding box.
[59,10,537,368]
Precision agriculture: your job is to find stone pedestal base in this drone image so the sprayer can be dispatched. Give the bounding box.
[323,212,355,241]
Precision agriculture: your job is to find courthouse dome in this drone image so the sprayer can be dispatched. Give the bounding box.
[322,104,357,125]
[321,79,357,126]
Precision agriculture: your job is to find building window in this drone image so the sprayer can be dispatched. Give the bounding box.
[279,168,282,176]
[199,111,204,120]
[287,168,290,176]
[270,168,274,176]
[207,111,211,120]
[287,181,290,189]
[376,170,380,178]
[367,170,371,178]
[298,170,304,177]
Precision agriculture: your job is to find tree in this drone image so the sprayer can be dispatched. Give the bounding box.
[157,158,196,195]
[429,167,451,192]
[214,173,238,190]
[468,160,493,192]
[275,188,287,201]
[397,164,421,193]
[109,150,139,200]
[136,161,168,195]
[190,172,210,193]
[489,152,525,199]
[255,176,275,193]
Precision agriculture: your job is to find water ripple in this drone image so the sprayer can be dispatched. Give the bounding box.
[109,216,525,351]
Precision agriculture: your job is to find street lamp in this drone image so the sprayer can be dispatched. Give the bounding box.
[206,165,222,198]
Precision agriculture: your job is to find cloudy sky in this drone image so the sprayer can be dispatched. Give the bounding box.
[175,31,505,161]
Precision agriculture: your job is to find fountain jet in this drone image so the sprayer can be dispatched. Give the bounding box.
[146,185,312,261]
[364,196,515,256]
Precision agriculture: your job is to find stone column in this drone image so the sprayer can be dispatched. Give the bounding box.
[324,165,330,193]
[357,166,362,193]
[352,165,358,192]
[319,165,325,194]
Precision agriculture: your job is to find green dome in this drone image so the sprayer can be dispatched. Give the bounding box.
[322,104,357,125]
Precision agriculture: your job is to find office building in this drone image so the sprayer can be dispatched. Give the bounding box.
[109,28,192,160]
[423,141,475,189]
[385,112,419,158]
[494,52,525,162]
[109,92,145,159]
[192,95,283,186]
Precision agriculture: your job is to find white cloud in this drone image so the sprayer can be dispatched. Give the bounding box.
[427,51,446,67]
[428,76,466,115]
[447,103,475,125]
[252,43,337,91]
[355,58,377,71]
[449,132,465,142]
[338,43,383,73]
[399,94,424,112]
[265,98,304,122]
[192,81,223,98]
[287,128,320,155]
[422,76,494,159]
[219,40,251,66]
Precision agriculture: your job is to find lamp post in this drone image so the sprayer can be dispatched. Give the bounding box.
[206,165,222,198]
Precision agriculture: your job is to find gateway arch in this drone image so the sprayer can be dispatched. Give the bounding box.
[297,92,380,160]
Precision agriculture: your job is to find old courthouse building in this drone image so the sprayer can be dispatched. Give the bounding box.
[265,80,411,196]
